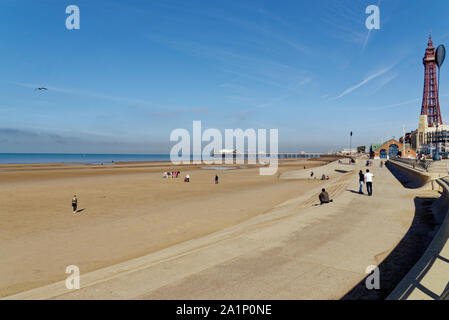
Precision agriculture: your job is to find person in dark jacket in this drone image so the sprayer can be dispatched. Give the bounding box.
[72,195,78,214]
[359,170,365,194]
[319,189,333,205]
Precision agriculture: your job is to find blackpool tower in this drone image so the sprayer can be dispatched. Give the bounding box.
[421,35,443,127]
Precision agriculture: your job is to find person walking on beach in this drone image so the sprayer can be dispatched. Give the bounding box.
[364,169,374,196]
[214,174,219,184]
[319,188,333,205]
[380,161,383,168]
[358,170,365,194]
[72,195,78,214]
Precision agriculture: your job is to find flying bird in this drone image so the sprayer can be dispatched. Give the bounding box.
[35,87,48,91]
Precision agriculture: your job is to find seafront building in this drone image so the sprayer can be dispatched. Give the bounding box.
[370,139,416,160]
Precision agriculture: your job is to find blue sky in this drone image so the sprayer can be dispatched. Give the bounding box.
[2,0,449,153]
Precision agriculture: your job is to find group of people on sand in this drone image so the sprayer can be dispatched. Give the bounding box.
[70,172,221,213]
[163,170,180,179]
[309,171,330,180]
[338,159,356,165]
[162,171,219,184]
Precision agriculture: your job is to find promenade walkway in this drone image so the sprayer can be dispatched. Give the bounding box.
[4,160,439,300]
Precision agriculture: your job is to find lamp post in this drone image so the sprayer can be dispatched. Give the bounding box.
[434,122,441,161]
[350,131,353,154]
[403,125,406,158]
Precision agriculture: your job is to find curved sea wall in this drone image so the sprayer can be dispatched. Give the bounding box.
[387,163,449,300]
[386,160,437,189]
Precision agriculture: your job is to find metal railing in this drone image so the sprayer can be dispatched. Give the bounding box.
[390,157,433,172]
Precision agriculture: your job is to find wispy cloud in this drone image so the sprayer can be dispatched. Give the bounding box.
[368,72,399,95]
[225,109,254,121]
[147,35,306,88]
[148,107,210,118]
[330,65,395,100]
[0,127,169,153]
[366,98,420,111]
[320,1,368,46]
[10,81,150,106]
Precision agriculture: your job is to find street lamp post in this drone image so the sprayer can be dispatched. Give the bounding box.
[350,131,353,154]
[403,125,406,158]
[434,122,441,161]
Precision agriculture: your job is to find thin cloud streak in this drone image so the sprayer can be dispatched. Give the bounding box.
[366,98,420,110]
[330,65,395,100]
[10,81,150,106]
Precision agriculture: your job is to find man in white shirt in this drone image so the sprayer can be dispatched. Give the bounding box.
[364,169,374,196]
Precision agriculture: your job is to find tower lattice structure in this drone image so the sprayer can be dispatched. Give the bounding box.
[421,35,443,127]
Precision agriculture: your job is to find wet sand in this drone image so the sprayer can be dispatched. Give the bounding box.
[0,158,336,297]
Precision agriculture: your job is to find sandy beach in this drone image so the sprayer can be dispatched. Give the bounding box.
[0,158,337,297]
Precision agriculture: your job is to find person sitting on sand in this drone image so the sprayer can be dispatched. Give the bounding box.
[319,189,333,205]
[184,174,190,182]
[72,195,78,214]
[321,174,326,180]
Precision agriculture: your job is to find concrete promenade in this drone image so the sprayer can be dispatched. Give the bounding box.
[4,160,436,300]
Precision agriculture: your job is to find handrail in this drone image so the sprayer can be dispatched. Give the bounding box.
[390,157,432,172]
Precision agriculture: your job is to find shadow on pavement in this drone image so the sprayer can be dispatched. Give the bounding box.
[341,196,441,300]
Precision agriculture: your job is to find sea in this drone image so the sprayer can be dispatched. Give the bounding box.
[0,153,320,165]
[0,153,173,165]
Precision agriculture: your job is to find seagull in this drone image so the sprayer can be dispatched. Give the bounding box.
[35,87,48,91]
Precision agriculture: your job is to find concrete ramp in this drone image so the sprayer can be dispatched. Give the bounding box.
[280,160,355,180]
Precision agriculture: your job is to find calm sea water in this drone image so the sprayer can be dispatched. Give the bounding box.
[0,153,173,164]
[0,153,320,165]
